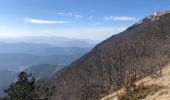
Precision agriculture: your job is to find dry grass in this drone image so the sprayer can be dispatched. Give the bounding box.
[119,84,166,100]
[101,64,170,100]
[143,89,170,100]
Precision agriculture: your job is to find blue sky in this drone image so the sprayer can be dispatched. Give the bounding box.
[0,0,170,40]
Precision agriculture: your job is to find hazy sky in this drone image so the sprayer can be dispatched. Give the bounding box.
[0,0,170,40]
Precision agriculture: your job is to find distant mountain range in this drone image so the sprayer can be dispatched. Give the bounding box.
[0,42,92,70]
[0,42,52,55]
[0,37,94,96]
[0,36,98,47]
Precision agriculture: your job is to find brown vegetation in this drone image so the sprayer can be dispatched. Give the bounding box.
[119,83,165,100]
[37,11,170,100]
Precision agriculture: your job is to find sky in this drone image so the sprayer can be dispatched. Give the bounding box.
[0,0,170,41]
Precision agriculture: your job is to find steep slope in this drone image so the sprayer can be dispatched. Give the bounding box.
[141,64,170,100]
[38,10,170,100]
[101,64,170,100]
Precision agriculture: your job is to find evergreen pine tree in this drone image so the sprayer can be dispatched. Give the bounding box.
[3,71,36,100]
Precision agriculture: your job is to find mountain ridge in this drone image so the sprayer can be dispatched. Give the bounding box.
[37,10,170,100]
[0,36,97,47]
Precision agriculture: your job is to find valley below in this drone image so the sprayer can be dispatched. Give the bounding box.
[1,1,170,99]
[0,39,94,97]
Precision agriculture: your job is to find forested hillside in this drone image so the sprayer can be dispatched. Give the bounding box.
[37,10,170,100]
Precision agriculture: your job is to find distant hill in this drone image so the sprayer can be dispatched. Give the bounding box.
[0,64,63,97]
[37,10,170,100]
[0,42,92,55]
[0,37,97,47]
[38,47,91,56]
[0,70,18,96]
[0,42,53,55]
[0,53,40,70]
[0,40,92,97]
[0,44,91,70]
[25,64,63,79]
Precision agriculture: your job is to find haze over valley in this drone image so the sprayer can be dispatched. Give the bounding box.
[1,0,170,100]
[0,37,93,96]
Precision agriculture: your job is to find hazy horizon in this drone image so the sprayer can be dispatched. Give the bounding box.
[1,0,170,41]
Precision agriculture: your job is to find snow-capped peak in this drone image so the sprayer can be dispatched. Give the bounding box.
[153,12,157,16]
[145,10,170,21]
[135,10,170,25]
